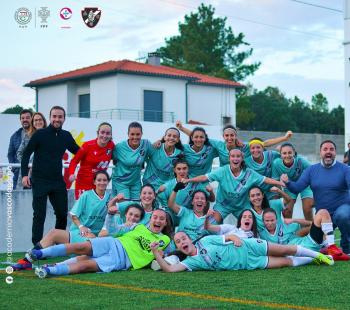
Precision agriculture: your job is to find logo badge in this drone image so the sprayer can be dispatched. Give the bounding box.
[38,7,50,28]
[81,7,101,28]
[60,7,72,20]
[14,8,32,26]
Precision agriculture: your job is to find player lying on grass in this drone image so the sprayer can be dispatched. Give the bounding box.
[150,231,334,272]
[27,209,172,278]
[260,208,350,261]
[204,209,259,239]
[13,171,111,271]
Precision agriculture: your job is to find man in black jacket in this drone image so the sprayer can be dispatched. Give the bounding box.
[21,106,79,245]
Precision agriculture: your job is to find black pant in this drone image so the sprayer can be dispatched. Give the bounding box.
[31,179,68,245]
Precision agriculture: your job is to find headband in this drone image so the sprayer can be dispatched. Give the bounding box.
[249,139,264,147]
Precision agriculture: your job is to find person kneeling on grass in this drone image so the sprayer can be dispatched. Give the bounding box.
[259,208,349,261]
[28,209,171,278]
[204,209,259,239]
[150,231,334,272]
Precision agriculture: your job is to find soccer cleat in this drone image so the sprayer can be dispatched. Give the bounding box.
[313,254,334,266]
[326,244,350,261]
[25,249,43,262]
[12,259,32,271]
[35,266,50,279]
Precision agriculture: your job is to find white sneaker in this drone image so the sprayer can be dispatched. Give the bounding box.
[35,267,49,279]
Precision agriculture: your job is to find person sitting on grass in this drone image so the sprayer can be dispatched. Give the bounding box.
[28,209,171,278]
[150,231,334,272]
[204,209,259,239]
[12,170,111,271]
[98,204,145,237]
[259,208,349,261]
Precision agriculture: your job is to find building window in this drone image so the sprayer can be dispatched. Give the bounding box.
[79,94,90,118]
[144,90,163,122]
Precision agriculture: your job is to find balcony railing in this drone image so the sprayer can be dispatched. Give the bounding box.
[67,108,175,123]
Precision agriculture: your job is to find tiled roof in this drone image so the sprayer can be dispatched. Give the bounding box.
[25,59,243,88]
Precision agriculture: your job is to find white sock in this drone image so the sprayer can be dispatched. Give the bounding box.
[295,245,319,258]
[288,256,313,266]
[57,257,78,265]
[321,223,335,246]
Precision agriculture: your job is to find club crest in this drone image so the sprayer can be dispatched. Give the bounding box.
[81,7,101,28]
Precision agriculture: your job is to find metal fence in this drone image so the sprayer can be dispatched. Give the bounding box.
[67,108,175,123]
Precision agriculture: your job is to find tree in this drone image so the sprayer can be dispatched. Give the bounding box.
[157,4,260,81]
[1,104,27,114]
[311,93,329,113]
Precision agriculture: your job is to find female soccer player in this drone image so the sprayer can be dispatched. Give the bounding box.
[111,122,152,199]
[183,148,285,223]
[107,184,158,225]
[31,209,172,278]
[68,122,114,199]
[142,127,184,190]
[259,208,349,260]
[205,209,258,238]
[176,120,293,167]
[249,186,293,231]
[157,158,215,212]
[168,186,211,241]
[150,230,334,272]
[98,204,145,237]
[272,143,314,220]
[180,126,218,177]
[12,171,110,271]
[16,112,47,189]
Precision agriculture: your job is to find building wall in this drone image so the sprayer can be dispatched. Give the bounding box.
[116,73,187,121]
[37,84,68,117]
[90,75,117,112]
[187,84,236,125]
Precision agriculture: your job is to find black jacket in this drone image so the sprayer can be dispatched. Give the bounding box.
[21,124,79,182]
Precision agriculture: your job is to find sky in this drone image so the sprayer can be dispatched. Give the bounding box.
[1,0,345,112]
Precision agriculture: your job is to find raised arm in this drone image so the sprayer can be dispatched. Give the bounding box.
[168,183,186,214]
[176,120,192,137]
[263,131,293,148]
[183,175,209,184]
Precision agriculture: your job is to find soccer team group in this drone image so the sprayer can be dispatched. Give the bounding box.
[9,106,350,278]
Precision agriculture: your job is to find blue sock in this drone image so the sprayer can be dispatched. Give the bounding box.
[41,244,67,258]
[57,257,78,265]
[47,264,70,276]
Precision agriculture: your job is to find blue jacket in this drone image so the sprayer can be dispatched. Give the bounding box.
[7,128,23,164]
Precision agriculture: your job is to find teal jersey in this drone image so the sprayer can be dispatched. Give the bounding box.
[250,199,284,232]
[272,155,311,181]
[69,190,109,235]
[112,139,152,186]
[177,207,208,241]
[101,214,135,237]
[210,139,250,166]
[143,144,183,190]
[181,235,267,271]
[158,178,210,209]
[207,166,265,216]
[118,201,152,225]
[245,150,280,177]
[259,221,301,244]
[183,143,218,177]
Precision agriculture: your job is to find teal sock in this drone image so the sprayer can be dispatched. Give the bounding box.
[41,244,67,258]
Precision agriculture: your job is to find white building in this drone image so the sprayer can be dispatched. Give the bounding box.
[25,54,243,126]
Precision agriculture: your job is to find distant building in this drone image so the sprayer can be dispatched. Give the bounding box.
[25,53,243,125]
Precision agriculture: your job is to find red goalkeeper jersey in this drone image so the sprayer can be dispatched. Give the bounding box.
[68,139,115,199]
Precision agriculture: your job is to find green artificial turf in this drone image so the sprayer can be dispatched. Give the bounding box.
[0,252,348,310]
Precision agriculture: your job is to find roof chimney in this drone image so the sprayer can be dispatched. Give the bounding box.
[148,52,161,66]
